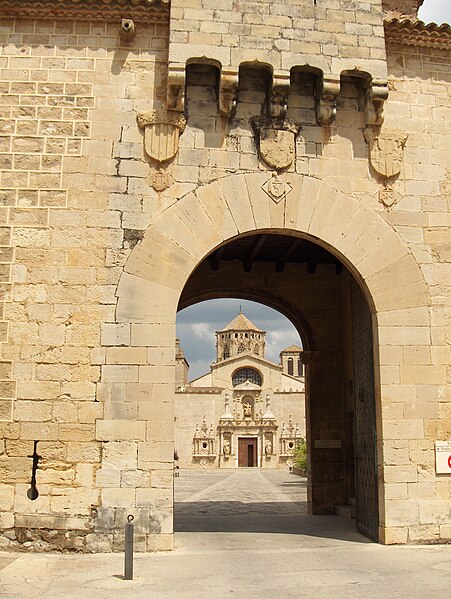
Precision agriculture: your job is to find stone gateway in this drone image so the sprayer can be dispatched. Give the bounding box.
[0,0,449,552]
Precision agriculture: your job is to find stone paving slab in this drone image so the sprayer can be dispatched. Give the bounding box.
[0,469,450,598]
[0,539,450,599]
[175,469,321,535]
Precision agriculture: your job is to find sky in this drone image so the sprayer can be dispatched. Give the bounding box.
[418,0,451,23]
[176,299,301,380]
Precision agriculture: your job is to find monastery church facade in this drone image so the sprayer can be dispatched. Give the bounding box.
[175,312,306,469]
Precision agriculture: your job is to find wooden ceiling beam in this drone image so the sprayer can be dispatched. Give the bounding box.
[276,238,302,272]
[244,234,267,272]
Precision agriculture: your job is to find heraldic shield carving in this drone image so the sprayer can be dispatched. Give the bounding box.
[137,110,186,164]
[364,128,408,180]
[251,117,301,171]
[262,172,292,204]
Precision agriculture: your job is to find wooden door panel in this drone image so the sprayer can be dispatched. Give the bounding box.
[352,280,379,541]
[238,438,246,467]
[238,438,257,467]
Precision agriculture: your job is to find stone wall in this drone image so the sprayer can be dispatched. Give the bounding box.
[170,0,388,77]
[0,15,171,552]
[0,1,449,551]
[379,39,451,544]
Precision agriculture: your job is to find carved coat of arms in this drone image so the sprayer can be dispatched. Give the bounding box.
[262,172,292,204]
[251,117,301,171]
[364,128,408,180]
[137,110,186,164]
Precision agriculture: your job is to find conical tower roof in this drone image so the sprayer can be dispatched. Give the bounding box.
[217,311,265,333]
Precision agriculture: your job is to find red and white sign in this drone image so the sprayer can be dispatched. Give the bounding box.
[435,441,451,474]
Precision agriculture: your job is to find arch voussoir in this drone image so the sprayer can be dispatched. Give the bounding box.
[195,179,239,241]
[218,174,256,233]
[121,172,429,320]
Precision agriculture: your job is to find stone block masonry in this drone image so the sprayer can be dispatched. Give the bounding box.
[0,0,449,552]
[170,0,388,77]
[0,12,172,552]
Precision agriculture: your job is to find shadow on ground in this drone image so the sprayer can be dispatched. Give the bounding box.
[174,501,371,543]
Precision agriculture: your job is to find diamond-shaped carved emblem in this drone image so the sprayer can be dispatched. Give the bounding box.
[262,172,292,204]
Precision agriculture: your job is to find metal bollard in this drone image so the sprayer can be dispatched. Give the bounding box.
[124,514,134,580]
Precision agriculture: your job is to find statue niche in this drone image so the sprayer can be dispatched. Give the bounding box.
[241,396,254,419]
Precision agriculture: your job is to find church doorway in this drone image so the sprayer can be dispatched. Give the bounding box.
[238,437,258,467]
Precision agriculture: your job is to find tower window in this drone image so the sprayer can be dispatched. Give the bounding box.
[237,343,245,354]
[287,357,294,376]
[223,346,230,359]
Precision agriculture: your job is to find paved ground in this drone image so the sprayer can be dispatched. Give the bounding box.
[0,469,450,598]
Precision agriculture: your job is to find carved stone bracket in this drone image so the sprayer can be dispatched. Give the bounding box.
[219,67,239,117]
[316,75,341,126]
[364,79,389,127]
[270,71,291,119]
[167,62,186,112]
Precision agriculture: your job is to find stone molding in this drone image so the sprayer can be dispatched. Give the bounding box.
[384,18,451,49]
[0,0,169,23]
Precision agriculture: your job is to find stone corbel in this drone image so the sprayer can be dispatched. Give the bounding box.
[219,67,239,117]
[270,70,291,119]
[167,62,185,112]
[364,79,389,127]
[316,75,340,126]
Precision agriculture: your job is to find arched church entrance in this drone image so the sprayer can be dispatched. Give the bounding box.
[177,232,379,540]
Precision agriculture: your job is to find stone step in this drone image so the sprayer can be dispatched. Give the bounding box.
[335,504,356,519]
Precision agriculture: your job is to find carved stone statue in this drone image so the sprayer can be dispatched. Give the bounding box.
[223,439,231,456]
[265,440,272,456]
[243,402,253,417]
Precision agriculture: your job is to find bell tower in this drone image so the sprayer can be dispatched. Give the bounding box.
[215,311,266,363]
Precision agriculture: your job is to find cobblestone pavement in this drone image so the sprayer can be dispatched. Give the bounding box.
[0,469,450,599]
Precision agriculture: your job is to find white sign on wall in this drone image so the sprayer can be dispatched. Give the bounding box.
[435,441,451,474]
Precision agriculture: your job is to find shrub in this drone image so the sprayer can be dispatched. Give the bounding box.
[293,438,307,472]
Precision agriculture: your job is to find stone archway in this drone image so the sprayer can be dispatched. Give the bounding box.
[117,172,428,320]
[97,172,430,549]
